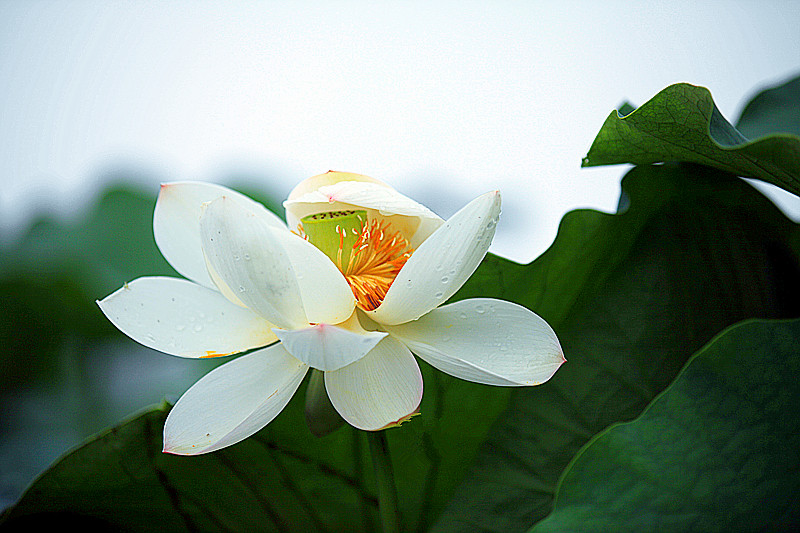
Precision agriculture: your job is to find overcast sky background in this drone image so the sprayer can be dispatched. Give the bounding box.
[1,1,798,262]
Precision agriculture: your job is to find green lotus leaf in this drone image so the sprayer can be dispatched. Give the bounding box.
[582,79,800,197]
[532,318,800,532]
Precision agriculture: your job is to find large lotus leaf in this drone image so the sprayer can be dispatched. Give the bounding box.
[532,318,800,532]
[1,360,511,531]
[433,163,800,532]
[582,80,800,197]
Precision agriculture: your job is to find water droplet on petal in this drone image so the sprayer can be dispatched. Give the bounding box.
[476,305,485,314]
[434,291,443,299]
[406,280,413,289]
[440,276,449,283]
[239,286,246,293]
[458,312,467,319]
[244,253,251,260]
[193,324,203,332]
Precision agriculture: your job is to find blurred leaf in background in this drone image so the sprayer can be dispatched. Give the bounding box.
[0,172,286,510]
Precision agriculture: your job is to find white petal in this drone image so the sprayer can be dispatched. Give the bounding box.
[269,224,356,325]
[368,191,501,326]
[324,336,423,431]
[284,171,443,246]
[204,253,248,308]
[154,182,285,289]
[97,277,277,358]
[200,196,309,329]
[286,171,385,202]
[386,298,565,386]
[163,344,308,455]
[201,196,355,327]
[272,317,387,371]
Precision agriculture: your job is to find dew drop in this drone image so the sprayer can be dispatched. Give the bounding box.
[440,276,449,283]
[435,264,443,271]
[406,280,413,289]
[193,324,203,332]
[475,305,485,314]
[434,291,443,299]
[146,333,156,342]
[239,286,246,293]
[458,312,467,319]
[244,253,251,260]
[233,254,240,261]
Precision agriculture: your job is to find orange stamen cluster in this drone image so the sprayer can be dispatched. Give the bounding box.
[299,212,413,311]
[343,217,412,311]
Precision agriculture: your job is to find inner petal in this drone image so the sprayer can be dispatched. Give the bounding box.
[299,210,413,311]
[272,312,387,371]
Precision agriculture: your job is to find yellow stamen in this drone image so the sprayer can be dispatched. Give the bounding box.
[300,210,413,311]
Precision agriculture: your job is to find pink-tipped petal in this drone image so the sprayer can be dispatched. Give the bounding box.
[387,298,564,386]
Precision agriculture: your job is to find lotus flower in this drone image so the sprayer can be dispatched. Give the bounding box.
[98,171,564,455]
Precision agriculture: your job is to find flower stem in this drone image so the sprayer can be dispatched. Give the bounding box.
[367,430,400,533]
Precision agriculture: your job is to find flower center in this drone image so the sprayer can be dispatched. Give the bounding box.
[300,210,413,311]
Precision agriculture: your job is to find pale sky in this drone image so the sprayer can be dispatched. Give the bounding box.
[1,1,798,262]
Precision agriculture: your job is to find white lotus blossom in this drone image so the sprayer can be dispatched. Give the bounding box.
[98,171,564,455]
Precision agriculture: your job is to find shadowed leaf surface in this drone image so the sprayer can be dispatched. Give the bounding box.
[736,74,800,139]
[433,163,800,532]
[533,318,800,532]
